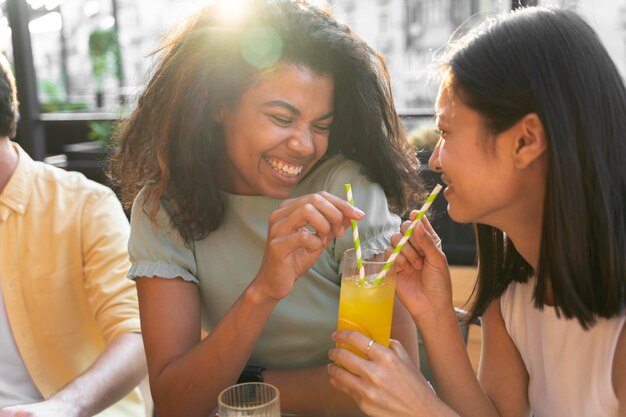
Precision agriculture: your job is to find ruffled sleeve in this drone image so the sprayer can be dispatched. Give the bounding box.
[127,190,198,284]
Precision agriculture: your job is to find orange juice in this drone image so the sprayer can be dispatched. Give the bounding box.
[336,275,396,357]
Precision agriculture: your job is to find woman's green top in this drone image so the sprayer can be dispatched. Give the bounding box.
[128,155,400,369]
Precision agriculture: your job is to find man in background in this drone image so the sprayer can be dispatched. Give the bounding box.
[0,52,147,417]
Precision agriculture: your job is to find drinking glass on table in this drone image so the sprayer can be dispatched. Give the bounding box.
[218,382,280,417]
[336,247,396,358]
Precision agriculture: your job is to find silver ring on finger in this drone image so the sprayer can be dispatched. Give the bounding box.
[365,339,375,359]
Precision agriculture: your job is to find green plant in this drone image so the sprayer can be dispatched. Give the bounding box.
[87,121,115,148]
[39,77,90,113]
[41,102,90,113]
[408,125,440,152]
[39,78,66,103]
[88,28,120,91]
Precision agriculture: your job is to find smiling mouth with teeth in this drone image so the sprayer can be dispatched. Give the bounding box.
[265,157,304,178]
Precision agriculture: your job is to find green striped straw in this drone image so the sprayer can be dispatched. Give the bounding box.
[373,184,443,285]
[345,183,366,284]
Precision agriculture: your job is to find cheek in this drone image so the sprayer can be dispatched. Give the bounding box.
[315,134,330,156]
[440,146,482,179]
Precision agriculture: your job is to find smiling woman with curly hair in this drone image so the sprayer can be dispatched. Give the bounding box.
[108,1,423,415]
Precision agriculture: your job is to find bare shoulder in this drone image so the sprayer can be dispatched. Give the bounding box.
[613,317,626,415]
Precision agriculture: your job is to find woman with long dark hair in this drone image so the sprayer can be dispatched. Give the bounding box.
[329,7,626,417]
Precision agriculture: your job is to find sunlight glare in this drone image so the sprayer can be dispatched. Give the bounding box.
[216,0,249,26]
[83,0,100,18]
[308,0,329,8]
[29,0,46,10]
[45,0,65,11]
[28,11,62,34]
[100,15,115,30]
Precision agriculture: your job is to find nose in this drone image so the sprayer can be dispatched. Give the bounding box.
[287,128,315,156]
[429,138,443,172]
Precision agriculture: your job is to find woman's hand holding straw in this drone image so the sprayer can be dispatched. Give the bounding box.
[345,183,366,284]
[374,184,443,285]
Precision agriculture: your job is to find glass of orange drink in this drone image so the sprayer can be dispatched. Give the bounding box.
[336,247,396,357]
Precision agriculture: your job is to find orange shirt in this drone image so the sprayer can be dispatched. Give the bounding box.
[0,143,143,416]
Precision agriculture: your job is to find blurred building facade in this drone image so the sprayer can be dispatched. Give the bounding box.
[0,0,625,113]
[330,0,509,109]
[0,0,206,110]
[328,0,626,110]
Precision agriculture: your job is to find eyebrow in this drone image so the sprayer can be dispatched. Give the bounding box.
[263,100,334,121]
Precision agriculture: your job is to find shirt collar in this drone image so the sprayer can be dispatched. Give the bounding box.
[0,143,35,221]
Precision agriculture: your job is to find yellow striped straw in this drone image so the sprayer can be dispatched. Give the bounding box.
[373,184,443,285]
[345,183,366,284]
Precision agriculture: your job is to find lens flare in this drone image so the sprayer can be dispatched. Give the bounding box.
[240,26,283,69]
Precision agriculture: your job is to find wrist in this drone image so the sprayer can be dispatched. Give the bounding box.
[47,393,85,417]
[414,305,458,335]
[244,280,281,307]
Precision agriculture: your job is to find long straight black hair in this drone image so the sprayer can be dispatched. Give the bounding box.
[442,7,626,327]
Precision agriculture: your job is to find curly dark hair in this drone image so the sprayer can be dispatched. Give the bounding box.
[109,0,421,243]
[0,54,18,138]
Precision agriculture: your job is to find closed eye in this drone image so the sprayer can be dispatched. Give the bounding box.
[313,123,332,133]
[270,115,292,126]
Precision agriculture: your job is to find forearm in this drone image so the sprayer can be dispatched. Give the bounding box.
[265,365,365,417]
[49,332,146,417]
[415,308,497,417]
[148,283,278,417]
[391,297,420,366]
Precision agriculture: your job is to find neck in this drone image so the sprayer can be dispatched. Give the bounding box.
[0,137,18,193]
[505,219,542,270]
[498,188,544,270]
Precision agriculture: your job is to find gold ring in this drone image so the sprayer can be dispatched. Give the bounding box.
[365,339,375,358]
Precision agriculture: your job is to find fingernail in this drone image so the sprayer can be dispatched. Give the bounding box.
[331,331,337,340]
[354,207,365,217]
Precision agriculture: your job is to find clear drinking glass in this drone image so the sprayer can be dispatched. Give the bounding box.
[336,247,396,357]
[217,382,281,417]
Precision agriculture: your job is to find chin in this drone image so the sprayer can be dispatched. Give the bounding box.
[263,185,297,200]
[447,206,471,224]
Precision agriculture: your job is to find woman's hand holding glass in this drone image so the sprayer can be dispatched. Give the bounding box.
[328,331,451,417]
[253,191,363,301]
[386,213,452,320]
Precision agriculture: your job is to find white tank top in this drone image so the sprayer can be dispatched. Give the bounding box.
[0,281,44,407]
[500,279,625,417]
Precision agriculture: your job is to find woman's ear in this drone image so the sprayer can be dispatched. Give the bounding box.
[512,113,547,170]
